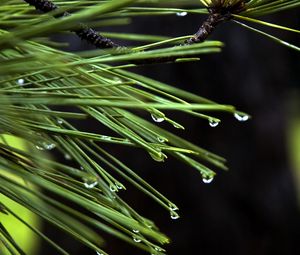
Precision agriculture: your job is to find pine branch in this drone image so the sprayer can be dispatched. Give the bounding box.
[185,11,230,44]
[1,1,299,254]
[24,0,121,48]
[25,0,58,12]
[0,3,227,251]
[185,0,246,44]
[22,0,227,64]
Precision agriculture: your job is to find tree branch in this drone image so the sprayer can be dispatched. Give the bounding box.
[24,0,120,48]
[185,10,231,44]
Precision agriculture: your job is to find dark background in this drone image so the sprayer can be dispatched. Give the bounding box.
[41,8,300,255]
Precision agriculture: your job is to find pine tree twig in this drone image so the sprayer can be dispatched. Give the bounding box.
[23,0,193,64]
[23,0,120,49]
[22,0,239,64]
[25,0,58,13]
[184,10,231,44]
[74,25,120,49]
[184,0,246,45]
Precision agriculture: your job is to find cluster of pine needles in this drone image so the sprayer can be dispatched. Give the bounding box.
[0,0,299,254]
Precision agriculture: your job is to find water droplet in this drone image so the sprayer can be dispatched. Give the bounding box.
[202,176,214,184]
[80,166,84,170]
[132,229,139,233]
[96,252,104,255]
[101,135,111,141]
[64,153,72,160]
[172,123,184,129]
[168,203,179,211]
[176,11,187,17]
[57,118,63,124]
[44,143,56,150]
[149,151,165,162]
[234,112,249,122]
[115,182,125,190]
[170,211,180,220]
[154,246,163,252]
[157,136,166,143]
[83,176,98,189]
[110,184,117,192]
[145,223,153,229]
[151,114,164,123]
[208,119,219,127]
[35,145,44,150]
[36,141,56,150]
[133,236,141,243]
[17,78,25,85]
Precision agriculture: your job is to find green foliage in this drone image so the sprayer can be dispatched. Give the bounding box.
[0,0,299,254]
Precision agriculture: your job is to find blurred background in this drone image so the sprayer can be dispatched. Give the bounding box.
[8,5,300,255]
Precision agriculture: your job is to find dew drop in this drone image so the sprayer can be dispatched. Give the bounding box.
[168,203,179,211]
[170,211,180,220]
[133,236,141,243]
[145,223,153,229]
[101,135,111,141]
[96,252,104,255]
[36,141,56,150]
[176,11,187,17]
[208,119,219,127]
[80,166,84,170]
[154,246,163,252]
[17,78,25,85]
[149,151,165,162]
[115,182,125,190]
[151,114,164,123]
[44,143,56,150]
[202,176,214,184]
[157,136,166,143]
[35,145,44,150]
[234,112,249,122]
[83,176,98,189]
[132,229,139,233]
[110,184,117,192]
[64,153,72,160]
[172,122,184,129]
[57,118,63,124]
